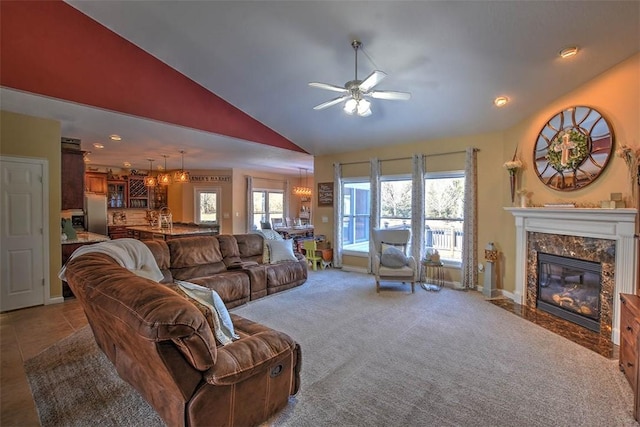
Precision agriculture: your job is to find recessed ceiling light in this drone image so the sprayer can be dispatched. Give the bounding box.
[109,134,122,141]
[559,46,579,59]
[494,96,509,107]
[92,143,104,149]
[123,161,131,168]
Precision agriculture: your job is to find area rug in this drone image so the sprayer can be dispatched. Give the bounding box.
[25,269,637,426]
[24,326,163,427]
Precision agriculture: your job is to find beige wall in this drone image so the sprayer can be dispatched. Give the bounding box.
[499,53,640,293]
[1,110,62,298]
[314,53,639,293]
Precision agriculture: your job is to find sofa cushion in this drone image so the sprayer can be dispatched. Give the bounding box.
[235,234,264,262]
[267,240,297,264]
[253,229,284,263]
[188,271,250,309]
[143,240,173,283]
[168,236,224,268]
[168,236,227,279]
[216,235,243,268]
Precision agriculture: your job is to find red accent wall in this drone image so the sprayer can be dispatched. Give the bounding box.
[0,0,306,153]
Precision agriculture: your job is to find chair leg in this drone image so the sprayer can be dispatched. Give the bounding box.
[376,280,380,293]
[411,281,415,293]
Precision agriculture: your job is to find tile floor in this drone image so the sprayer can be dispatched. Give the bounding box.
[1,299,88,426]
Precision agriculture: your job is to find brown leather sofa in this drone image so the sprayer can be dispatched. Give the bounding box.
[64,251,302,427]
[143,234,308,307]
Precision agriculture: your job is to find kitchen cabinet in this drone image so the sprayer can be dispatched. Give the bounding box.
[151,185,168,209]
[127,176,149,209]
[61,149,85,210]
[108,225,129,239]
[85,172,107,194]
[107,180,127,208]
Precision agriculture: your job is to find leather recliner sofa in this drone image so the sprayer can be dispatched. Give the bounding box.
[64,251,302,426]
[142,234,308,307]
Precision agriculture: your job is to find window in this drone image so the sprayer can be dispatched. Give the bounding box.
[195,187,220,224]
[342,180,370,253]
[380,178,412,229]
[424,172,465,264]
[252,190,283,229]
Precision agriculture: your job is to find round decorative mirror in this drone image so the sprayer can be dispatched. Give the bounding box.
[533,106,614,191]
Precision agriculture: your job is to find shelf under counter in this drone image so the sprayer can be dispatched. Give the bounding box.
[126,224,219,241]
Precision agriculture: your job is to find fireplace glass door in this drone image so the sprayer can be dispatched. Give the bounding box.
[537,252,602,332]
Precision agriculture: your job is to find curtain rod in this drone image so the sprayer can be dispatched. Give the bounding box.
[249,176,287,183]
[335,148,479,166]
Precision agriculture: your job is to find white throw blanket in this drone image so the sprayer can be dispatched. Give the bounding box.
[58,238,164,282]
[175,280,239,345]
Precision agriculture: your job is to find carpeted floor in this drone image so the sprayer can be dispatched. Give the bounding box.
[25,269,637,426]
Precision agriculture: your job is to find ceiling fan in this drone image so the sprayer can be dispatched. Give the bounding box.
[309,40,411,117]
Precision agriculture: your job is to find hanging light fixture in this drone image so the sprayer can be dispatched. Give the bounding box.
[174,150,191,183]
[292,168,312,197]
[157,154,172,186]
[144,158,158,187]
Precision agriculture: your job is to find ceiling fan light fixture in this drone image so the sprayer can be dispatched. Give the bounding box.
[357,99,371,116]
[344,98,358,115]
[310,39,410,116]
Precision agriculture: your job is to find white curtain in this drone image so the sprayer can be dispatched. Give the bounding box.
[462,147,478,289]
[369,158,381,273]
[246,176,254,232]
[333,163,343,268]
[411,154,426,276]
[284,179,290,221]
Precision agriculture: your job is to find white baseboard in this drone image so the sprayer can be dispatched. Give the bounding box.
[340,265,369,274]
[46,296,64,305]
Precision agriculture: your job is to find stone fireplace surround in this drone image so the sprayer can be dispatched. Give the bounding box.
[506,208,637,345]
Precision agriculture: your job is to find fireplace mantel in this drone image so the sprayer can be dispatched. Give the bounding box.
[505,207,638,344]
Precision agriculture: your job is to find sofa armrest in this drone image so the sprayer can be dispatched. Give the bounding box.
[204,329,298,386]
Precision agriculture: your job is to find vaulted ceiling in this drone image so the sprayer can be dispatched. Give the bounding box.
[1,1,638,175]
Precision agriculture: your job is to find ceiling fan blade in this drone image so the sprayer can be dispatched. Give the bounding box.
[313,95,351,110]
[359,70,387,92]
[369,90,411,101]
[309,82,348,93]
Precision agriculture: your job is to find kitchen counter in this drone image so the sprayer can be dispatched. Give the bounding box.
[126,224,219,240]
[62,231,110,245]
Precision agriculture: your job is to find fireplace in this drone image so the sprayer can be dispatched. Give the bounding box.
[506,207,637,345]
[536,253,602,332]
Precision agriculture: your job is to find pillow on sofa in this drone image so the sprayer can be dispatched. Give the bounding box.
[173,280,239,346]
[380,243,408,268]
[267,240,297,264]
[254,229,284,263]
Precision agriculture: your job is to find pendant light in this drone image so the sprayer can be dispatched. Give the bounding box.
[144,158,158,187]
[293,168,312,197]
[157,154,172,186]
[174,150,191,183]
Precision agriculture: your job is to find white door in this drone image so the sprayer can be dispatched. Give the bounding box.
[0,157,46,311]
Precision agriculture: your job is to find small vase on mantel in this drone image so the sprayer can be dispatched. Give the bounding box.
[520,195,528,208]
[509,170,516,204]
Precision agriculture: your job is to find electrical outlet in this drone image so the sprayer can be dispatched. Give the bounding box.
[478,263,484,272]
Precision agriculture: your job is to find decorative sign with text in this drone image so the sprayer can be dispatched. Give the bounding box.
[318,182,334,207]
[190,175,231,183]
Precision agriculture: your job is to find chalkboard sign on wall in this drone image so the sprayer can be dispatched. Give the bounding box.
[318,182,334,207]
